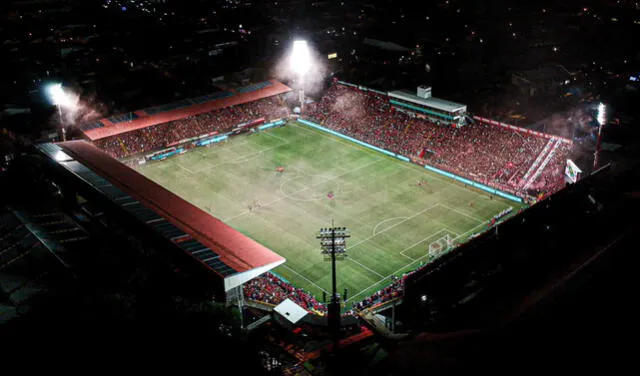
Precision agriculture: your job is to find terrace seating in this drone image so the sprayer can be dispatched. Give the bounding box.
[94,96,289,159]
[243,272,327,315]
[305,84,571,196]
[92,82,570,197]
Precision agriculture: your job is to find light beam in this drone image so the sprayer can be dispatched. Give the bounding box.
[596,102,606,125]
[46,83,73,109]
[290,40,311,76]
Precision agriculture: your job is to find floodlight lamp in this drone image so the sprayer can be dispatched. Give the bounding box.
[290,40,311,76]
[46,83,73,108]
[597,102,606,125]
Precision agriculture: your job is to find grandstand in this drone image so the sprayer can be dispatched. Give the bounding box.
[80,79,291,141]
[33,142,286,299]
[388,86,467,127]
[305,82,573,199]
[60,78,576,323]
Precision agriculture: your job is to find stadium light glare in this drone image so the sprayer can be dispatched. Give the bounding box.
[290,40,311,76]
[597,102,606,125]
[46,83,73,109]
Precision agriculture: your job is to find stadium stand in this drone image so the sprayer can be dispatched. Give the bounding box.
[93,96,289,159]
[304,83,572,196]
[79,80,577,315]
[34,141,286,295]
[243,272,327,315]
[80,79,291,141]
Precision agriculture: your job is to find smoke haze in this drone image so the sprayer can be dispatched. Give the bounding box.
[272,41,328,97]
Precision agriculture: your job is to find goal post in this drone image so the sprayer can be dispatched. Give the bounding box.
[428,234,453,259]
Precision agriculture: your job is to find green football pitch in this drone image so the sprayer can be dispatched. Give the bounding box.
[136,121,523,304]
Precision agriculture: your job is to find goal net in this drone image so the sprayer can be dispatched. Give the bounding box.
[428,234,453,259]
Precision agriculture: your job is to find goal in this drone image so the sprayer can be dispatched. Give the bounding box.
[428,234,453,259]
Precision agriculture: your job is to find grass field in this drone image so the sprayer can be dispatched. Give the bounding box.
[136,121,523,304]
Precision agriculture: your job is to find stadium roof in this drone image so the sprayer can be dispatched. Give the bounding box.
[1,207,71,323]
[274,298,308,325]
[81,80,292,141]
[388,90,466,113]
[35,141,286,291]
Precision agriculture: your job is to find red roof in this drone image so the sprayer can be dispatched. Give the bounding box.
[83,80,292,141]
[58,140,285,275]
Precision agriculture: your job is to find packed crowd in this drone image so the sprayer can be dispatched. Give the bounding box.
[351,273,408,311]
[305,84,572,196]
[242,269,415,317]
[526,141,573,195]
[243,272,327,314]
[94,96,288,159]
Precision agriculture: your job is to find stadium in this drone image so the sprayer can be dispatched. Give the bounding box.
[13,43,625,359]
[27,68,581,323]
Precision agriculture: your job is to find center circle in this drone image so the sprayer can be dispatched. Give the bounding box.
[280,174,341,201]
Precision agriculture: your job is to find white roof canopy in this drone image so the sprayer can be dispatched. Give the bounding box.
[274,298,308,324]
[389,90,467,113]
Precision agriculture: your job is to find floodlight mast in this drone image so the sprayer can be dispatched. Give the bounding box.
[46,83,70,139]
[594,102,606,170]
[291,40,310,113]
[317,223,350,355]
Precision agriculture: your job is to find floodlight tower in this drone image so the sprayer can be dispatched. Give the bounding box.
[290,40,311,113]
[46,83,72,141]
[594,102,606,170]
[317,224,350,354]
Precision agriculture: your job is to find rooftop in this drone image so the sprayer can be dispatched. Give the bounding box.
[389,89,467,113]
[35,141,286,291]
[80,80,292,141]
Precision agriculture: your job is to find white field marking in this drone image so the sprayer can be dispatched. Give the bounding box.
[279,172,342,202]
[437,203,485,223]
[273,193,369,228]
[400,253,416,261]
[347,228,462,303]
[348,203,439,251]
[175,162,194,174]
[261,129,290,143]
[347,257,384,278]
[372,217,408,236]
[192,137,253,156]
[347,212,500,303]
[445,227,461,237]
[293,123,515,203]
[192,137,291,173]
[281,264,329,294]
[399,229,448,256]
[193,144,287,173]
[223,158,382,222]
[346,257,424,303]
[451,218,496,243]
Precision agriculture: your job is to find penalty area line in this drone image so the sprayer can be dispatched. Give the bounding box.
[347,258,384,278]
[347,228,458,303]
[281,264,329,294]
[175,163,194,174]
[438,203,485,223]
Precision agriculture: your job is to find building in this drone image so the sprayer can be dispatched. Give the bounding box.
[388,85,468,127]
